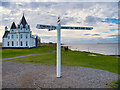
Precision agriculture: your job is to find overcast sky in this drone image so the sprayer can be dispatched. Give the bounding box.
[0,1,119,44]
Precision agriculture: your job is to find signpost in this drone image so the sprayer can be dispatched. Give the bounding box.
[36,16,93,78]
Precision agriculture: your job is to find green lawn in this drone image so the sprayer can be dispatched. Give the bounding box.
[3,47,119,75]
[2,46,55,58]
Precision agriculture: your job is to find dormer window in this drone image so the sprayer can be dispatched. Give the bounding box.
[26,24,28,30]
[20,24,23,30]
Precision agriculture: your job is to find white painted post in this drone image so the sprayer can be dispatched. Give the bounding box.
[57,16,61,78]
[36,16,93,78]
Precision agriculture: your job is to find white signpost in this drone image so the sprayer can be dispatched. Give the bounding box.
[36,16,93,78]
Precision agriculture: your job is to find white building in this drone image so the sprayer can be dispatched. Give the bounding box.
[2,14,37,48]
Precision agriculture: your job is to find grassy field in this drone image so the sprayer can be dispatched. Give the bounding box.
[2,44,119,88]
[0,42,2,48]
[3,46,119,75]
[2,46,55,58]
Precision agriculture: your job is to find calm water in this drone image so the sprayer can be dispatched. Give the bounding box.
[63,43,119,55]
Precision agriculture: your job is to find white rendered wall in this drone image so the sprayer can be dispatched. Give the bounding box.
[3,27,36,48]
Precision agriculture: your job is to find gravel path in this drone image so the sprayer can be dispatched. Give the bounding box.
[0,50,55,61]
[2,62,118,88]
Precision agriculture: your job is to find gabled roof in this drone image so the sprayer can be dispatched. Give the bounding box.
[10,22,16,29]
[3,31,10,38]
[19,14,28,28]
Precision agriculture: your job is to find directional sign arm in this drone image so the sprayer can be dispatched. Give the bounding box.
[36,24,57,30]
[61,26,93,30]
[36,24,93,31]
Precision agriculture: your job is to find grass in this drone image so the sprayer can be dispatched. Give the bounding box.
[0,42,2,48]
[2,46,55,58]
[2,44,119,88]
[110,79,120,88]
[3,47,119,75]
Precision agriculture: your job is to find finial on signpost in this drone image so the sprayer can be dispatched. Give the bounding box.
[57,16,60,24]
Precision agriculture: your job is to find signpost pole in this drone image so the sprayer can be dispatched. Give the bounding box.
[57,17,61,78]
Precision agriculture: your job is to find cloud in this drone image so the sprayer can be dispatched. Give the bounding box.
[0,26,5,42]
[0,2,119,44]
[108,35,119,38]
[84,16,102,26]
[92,34,100,36]
[84,34,90,35]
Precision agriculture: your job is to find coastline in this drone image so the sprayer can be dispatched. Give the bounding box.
[62,44,120,57]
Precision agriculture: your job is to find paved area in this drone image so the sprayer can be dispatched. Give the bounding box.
[2,62,118,88]
[0,50,55,61]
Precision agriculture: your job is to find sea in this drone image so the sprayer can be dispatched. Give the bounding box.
[62,43,119,55]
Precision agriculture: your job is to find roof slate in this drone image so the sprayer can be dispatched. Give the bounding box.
[10,22,16,29]
[3,31,10,38]
[19,14,28,28]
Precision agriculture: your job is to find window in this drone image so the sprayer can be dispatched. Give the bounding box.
[21,34,22,39]
[26,25,28,30]
[21,41,22,46]
[26,34,28,38]
[8,36,10,39]
[7,42,9,46]
[20,25,22,30]
[12,41,14,46]
[12,35,14,39]
[26,41,28,46]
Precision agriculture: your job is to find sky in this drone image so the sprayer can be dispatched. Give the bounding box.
[0,0,119,44]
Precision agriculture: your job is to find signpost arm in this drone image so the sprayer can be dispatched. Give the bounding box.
[57,17,61,78]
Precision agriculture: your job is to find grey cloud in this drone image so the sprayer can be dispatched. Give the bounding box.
[109,35,120,38]
[92,34,100,36]
[1,2,11,7]
[29,2,56,9]
[84,34,100,36]
[84,34,91,35]
[61,17,77,25]
[84,16,102,26]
